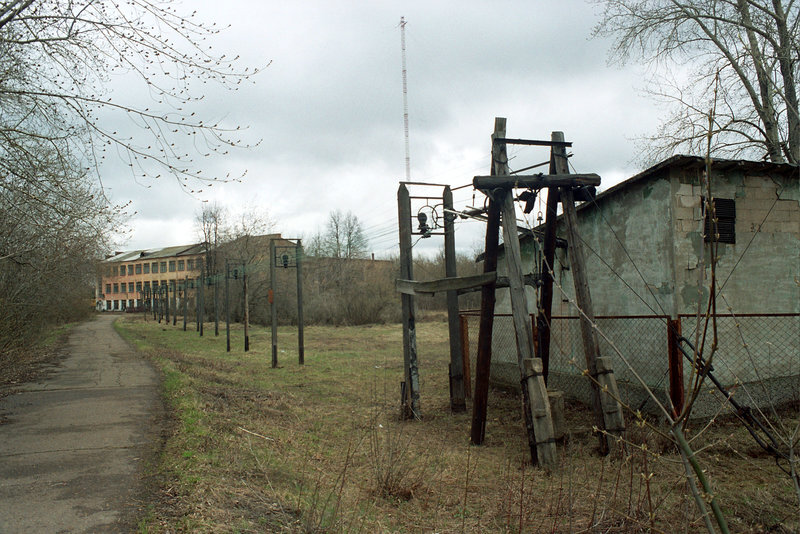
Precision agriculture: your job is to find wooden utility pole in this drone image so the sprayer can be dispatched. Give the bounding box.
[214,263,220,337]
[444,185,466,412]
[165,282,170,324]
[183,276,188,331]
[243,264,250,352]
[172,280,177,326]
[537,131,569,383]
[270,240,278,368]
[296,240,305,365]
[470,117,506,444]
[398,183,420,419]
[199,264,205,337]
[225,261,231,352]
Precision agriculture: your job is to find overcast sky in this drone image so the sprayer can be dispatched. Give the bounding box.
[101,0,663,257]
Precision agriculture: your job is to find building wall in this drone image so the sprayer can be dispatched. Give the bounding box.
[490,161,799,412]
[671,166,800,315]
[97,254,204,311]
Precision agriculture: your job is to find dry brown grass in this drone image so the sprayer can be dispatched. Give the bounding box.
[116,316,799,533]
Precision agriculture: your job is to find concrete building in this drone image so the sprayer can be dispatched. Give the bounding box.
[96,244,206,311]
[489,155,800,414]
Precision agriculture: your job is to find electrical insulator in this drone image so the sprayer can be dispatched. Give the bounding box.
[282,254,289,268]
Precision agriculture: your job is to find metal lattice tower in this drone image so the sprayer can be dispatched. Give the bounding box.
[400,16,410,181]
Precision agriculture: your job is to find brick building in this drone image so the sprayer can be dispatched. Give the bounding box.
[96,243,206,311]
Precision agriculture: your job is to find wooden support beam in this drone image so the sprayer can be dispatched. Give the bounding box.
[398,183,420,420]
[501,186,557,469]
[471,117,506,446]
[445,185,466,412]
[561,186,624,454]
[537,132,568,384]
[473,173,600,191]
[457,273,539,295]
[395,272,497,296]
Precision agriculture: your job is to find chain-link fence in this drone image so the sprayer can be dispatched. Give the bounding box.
[461,312,800,418]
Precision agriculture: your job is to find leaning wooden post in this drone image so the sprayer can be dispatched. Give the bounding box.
[398,183,420,419]
[296,240,305,365]
[270,240,278,368]
[500,187,558,469]
[444,185,466,412]
[561,186,624,454]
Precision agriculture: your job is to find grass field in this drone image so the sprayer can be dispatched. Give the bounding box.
[115,315,799,533]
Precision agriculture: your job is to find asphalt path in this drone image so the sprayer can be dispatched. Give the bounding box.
[0,314,162,533]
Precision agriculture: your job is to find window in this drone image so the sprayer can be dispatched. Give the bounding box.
[161,280,167,286]
[178,260,185,271]
[105,284,111,293]
[136,281,142,292]
[143,263,150,274]
[135,263,142,274]
[127,265,134,275]
[151,262,158,272]
[160,261,167,273]
[144,281,150,290]
[120,265,126,277]
[113,300,119,310]
[121,300,126,310]
[187,259,195,270]
[106,300,111,310]
[703,197,736,244]
[113,283,119,293]
[128,299,134,309]
[113,266,118,276]
[128,282,134,292]
[169,260,176,272]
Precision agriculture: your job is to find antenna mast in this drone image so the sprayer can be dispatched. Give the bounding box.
[400,16,411,181]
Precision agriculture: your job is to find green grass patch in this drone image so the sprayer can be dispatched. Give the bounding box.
[117,315,800,533]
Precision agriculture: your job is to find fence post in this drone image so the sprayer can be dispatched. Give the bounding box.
[668,317,684,416]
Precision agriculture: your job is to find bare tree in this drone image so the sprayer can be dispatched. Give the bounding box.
[320,209,368,259]
[0,0,263,190]
[594,0,800,163]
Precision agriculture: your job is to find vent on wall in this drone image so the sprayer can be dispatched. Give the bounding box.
[703,197,736,244]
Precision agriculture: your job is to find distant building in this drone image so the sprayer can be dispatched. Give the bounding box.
[96,243,206,311]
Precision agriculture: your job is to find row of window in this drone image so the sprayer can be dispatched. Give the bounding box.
[104,278,201,295]
[106,300,135,311]
[106,258,201,277]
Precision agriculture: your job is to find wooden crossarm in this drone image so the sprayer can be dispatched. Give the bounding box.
[395,272,497,296]
[473,173,600,190]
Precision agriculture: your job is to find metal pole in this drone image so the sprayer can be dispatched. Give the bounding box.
[199,263,205,337]
[296,240,305,365]
[183,277,188,331]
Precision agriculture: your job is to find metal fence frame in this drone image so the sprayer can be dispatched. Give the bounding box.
[460,311,800,419]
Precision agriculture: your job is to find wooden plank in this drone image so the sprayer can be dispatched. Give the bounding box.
[501,187,551,465]
[398,183,420,420]
[444,186,466,412]
[457,273,538,295]
[395,272,497,295]
[473,173,600,191]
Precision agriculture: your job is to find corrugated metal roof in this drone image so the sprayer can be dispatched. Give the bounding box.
[103,243,205,263]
